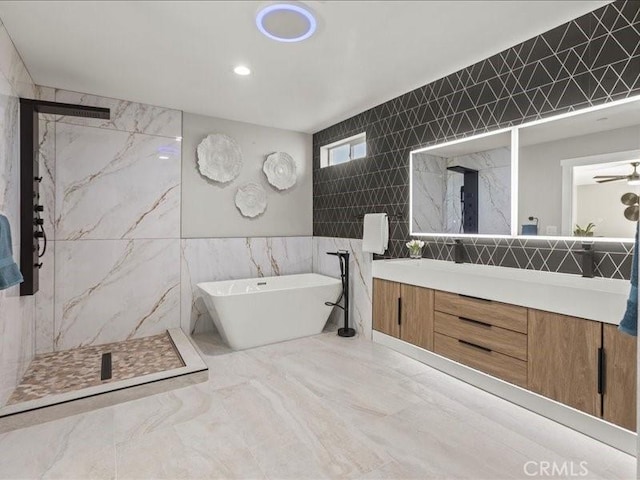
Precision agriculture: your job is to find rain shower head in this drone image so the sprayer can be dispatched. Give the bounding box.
[447,165,478,174]
[20,98,110,119]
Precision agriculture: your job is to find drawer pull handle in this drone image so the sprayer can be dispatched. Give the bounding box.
[458,339,492,353]
[397,297,402,326]
[459,294,492,303]
[459,317,492,328]
[597,347,604,395]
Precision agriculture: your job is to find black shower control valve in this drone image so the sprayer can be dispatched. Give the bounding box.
[34,218,44,226]
[34,176,42,183]
[34,231,45,238]
[34,263,43,269]
[34,205,44,212]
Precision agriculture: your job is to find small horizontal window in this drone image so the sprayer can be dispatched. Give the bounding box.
[320,132,366,168]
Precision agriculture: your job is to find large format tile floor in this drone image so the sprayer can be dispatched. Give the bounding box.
[0,331,634,479]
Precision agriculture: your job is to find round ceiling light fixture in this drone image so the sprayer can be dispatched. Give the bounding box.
[256,3,317,43]
[234,65,251,76]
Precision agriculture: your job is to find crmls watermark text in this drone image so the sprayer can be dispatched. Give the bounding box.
[523,461,589,477]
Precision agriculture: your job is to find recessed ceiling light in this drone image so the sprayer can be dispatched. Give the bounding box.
[159,155,170,160]
[234,65,251,76]
[256,3,317,43]
[175,136,182,142]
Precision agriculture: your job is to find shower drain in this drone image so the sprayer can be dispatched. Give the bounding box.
[100,352,112,381]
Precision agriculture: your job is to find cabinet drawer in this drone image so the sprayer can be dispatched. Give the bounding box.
[434,311,527,361]
[434,290,527,334]
[434,333,527,387]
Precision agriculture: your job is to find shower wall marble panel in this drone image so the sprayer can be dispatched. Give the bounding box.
[33,89,184,351]
[54,239,180,351]
[312,237,372,339]
[54,89,182,138]
[34,112,56,353]
[0,19,37,405]
[54,123,181,240]
[181,237,313,334]
[34,249,54,354]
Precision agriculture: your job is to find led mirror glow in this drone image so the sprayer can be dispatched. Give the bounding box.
[409,95,640,243]
[256,3,317,43]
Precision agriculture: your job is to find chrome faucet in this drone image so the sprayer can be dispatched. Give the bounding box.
[576,243,595,278]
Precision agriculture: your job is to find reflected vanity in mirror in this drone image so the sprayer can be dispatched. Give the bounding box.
[518,98,640,240]
[411,130,512,235]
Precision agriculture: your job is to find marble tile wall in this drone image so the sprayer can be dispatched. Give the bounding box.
[34,87,322,350]
[312,237,372,338]
[411,154,446,233]
[0,19,37,405]
[181,237,313,334]
[54,239,181,350]
[34,89,184,352]
[54,123,181,240]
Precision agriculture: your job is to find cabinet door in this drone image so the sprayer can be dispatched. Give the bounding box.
[373,279,400,337]
[400,284,434,350]
[528,310,602,417]
[603,324,637,431]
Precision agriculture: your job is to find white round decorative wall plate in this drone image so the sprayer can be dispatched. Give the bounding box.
[197,133,243,183]
[263,152,297,190]
[235,183,267,218]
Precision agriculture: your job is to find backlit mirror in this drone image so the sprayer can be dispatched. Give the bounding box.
[518,98,640,240]
[411,130,512,236]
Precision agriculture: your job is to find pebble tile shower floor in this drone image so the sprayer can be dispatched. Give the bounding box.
[7,332,184,405]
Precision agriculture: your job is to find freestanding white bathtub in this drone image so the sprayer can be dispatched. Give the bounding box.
[197,273,342,350]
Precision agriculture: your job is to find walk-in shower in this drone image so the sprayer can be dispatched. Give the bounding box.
[0,99,207,432]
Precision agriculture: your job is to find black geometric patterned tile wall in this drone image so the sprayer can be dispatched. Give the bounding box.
[313,0,639,279]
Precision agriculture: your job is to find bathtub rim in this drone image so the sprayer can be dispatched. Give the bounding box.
[197,272,342,298]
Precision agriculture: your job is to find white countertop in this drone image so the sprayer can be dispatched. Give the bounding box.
[372,258,630,325]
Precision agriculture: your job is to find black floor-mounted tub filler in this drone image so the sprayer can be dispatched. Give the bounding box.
[325,250,356,337]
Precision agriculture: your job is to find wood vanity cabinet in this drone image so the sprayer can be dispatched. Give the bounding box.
[528,310,602,417]
[433,291,528,388]
[528,310,637,430]
[602,324,637,431]
[372,279,400,338]
[373,280,637,431]
[372,279,434,350]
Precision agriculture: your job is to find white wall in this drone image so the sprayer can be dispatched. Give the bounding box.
[182,112,312,238]
[576,182,637,238]
[519,125,640,236]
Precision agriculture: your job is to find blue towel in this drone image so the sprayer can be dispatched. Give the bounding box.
[0,214,23,290]
[619,222,638,337]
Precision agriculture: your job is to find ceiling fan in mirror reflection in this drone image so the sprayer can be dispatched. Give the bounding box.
[594,161,640,185]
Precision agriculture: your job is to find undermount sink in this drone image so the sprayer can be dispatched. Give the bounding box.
[372,258,630,325]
